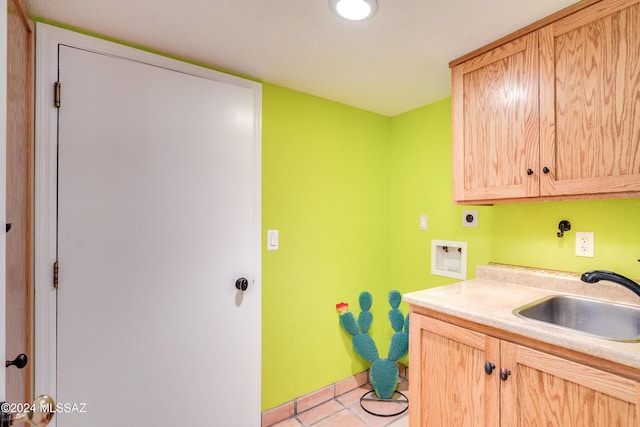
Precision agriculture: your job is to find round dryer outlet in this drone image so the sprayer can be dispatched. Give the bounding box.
[462,210,478,227]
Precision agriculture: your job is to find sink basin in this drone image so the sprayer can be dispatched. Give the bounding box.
[513,295,640,342]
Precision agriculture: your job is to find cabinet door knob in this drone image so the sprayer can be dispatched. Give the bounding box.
[484,361,496,375]
[500,368,511,381]
[526,169,534,175]
[543,167,550,174]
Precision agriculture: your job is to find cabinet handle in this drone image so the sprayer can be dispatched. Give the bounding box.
[484,362,496,375]
[543,167,550,174]
[526,169,534,175]
[500,368,511,381]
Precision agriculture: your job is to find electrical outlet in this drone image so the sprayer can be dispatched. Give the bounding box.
[462,210,478,227]
[575,232,594,257]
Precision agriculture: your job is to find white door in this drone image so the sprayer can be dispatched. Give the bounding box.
[35,26,261,427]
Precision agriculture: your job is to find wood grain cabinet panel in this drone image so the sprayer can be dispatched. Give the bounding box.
[540,0,640,196]
[409,314,500,427]
[452,0,640,203]
[409,312,640,426]
[452,32,539,202]
[501,342,639,426]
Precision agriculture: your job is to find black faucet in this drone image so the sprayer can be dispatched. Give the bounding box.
[581,270,640,298]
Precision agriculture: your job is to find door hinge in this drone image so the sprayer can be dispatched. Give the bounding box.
[54,82,61,108]
[53,261,59,289]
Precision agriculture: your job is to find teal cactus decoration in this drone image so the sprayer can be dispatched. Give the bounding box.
[336,290,409,399]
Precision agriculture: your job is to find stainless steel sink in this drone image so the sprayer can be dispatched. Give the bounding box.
[513,295,640,342]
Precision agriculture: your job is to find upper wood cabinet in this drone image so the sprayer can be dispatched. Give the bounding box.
[452,0,640,203]
[452,33,540,201]
[540,0,640,197]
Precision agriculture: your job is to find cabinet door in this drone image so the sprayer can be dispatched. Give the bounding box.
[501,342,639,426]
[540,0,640,196]
[409,314,500,427]
[452,32,539,202]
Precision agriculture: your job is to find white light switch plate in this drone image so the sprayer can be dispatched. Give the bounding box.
[267,230,279,251]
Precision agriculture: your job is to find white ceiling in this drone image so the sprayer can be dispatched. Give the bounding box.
[26,0,581,116]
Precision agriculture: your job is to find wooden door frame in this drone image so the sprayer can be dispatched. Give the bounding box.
[33,24,262,416]
[6,0,33,405]
[1,0,8,399]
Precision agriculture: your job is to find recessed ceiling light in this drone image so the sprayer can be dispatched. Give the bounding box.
[329,0,378,21]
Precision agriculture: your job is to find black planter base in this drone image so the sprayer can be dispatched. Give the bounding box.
[359,390,409,417]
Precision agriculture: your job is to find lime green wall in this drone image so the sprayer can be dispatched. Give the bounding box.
[262,91,640,411]
[261,94,498,410]
[491,199,640,279]
[262,84,392,410]
[389,98,493,296]
[388,98,640,290]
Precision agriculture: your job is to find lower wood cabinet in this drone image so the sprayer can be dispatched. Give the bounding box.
[409,312,640,426]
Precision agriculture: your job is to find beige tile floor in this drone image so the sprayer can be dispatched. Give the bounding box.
[271,380,409,427]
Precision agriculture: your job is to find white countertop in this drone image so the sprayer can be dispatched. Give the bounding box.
[403,264,640,370]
